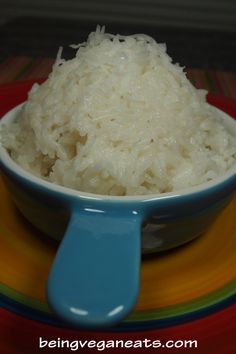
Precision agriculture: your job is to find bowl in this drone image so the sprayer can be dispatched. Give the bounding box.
[0,103,236,328]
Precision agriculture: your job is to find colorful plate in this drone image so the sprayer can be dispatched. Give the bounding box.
[0,81,236,332]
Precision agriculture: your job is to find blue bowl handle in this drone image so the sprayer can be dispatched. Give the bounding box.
[47,209,142,328]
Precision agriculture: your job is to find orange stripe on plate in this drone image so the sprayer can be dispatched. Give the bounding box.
[216,71,236,100]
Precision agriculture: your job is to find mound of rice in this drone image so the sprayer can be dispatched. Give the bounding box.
[1,26,236,195]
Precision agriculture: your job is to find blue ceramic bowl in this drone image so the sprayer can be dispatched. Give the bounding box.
[0,103,236,328]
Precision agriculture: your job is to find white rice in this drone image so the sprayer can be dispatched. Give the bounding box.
[1,26,236,195]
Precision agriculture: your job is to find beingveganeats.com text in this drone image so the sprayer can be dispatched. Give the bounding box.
[39,337,198,351]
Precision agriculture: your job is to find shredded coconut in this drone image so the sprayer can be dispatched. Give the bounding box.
[1,26,236,195]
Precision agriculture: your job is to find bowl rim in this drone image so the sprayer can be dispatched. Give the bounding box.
[0,103,236,202]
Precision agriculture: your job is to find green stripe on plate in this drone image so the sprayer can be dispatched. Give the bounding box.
[128,279,236,321]
[1,278,236,322]
[13,58,36,81]
[0,283,50,314]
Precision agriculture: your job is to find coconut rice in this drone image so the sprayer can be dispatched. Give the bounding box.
[1,26,236,195]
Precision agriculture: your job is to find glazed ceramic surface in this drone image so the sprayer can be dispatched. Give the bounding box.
[1,99,236,329]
